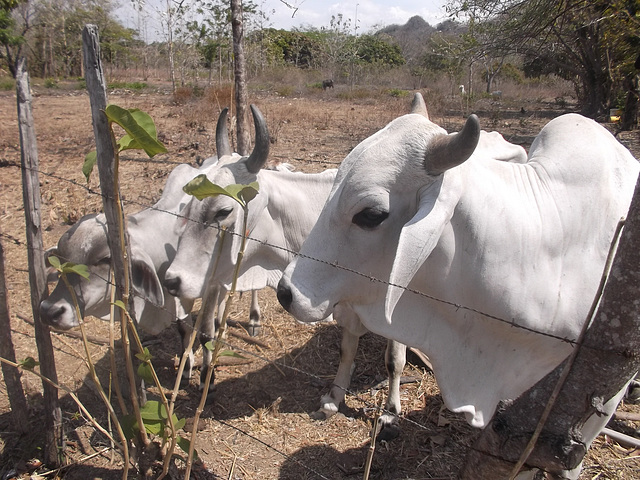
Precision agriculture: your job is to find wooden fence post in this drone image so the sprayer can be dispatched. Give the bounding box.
[16,57,64,467]
[0,238,29,433]
[461,177,640,477]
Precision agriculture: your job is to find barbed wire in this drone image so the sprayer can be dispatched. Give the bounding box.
[0,152,629,477]
[1,160,584,349]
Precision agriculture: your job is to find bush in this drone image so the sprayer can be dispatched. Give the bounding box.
[0,78,15,91]
[388,88,409,98]
[44,78,59,89]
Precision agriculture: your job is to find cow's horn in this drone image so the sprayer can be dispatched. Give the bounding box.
[424,114,480,175]
[215,107,231,157]
[410,92,429,119]
[245,104,270,174]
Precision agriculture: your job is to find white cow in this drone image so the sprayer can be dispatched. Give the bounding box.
[39,157,223,381]
[39,108,265,383]
[277,94,639,477]
[165,98,530,435]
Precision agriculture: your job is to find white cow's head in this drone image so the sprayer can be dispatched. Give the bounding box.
[277,94,480,323]
[164,105,270,299]
[40,214,165,331]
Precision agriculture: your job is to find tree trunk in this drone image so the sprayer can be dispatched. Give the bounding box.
[0,238,29,433]
[620,73,639,131]
[16,57,64,467]
[231,0,250,156]
[461,177,640,478]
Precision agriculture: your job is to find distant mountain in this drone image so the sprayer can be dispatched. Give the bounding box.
[375,15,465,64]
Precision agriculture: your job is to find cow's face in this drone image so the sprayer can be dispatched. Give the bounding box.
[164,104,270,300]
[40,214,113,329]
[278,111,480,323]
[164,163,250,299]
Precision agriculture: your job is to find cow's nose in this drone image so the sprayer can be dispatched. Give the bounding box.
[164,276,181,296]
[276,280,292,312]
[40,302,65,324]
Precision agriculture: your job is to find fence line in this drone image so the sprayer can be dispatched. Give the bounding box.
[2,160,587,350]
[0,154,628,476]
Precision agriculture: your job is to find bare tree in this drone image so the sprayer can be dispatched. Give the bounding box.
[231,0,249,154]
[446,0,640,118]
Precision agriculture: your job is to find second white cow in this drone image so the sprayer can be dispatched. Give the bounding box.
[277,98,639,477]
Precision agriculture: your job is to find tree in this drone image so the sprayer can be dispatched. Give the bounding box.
[0,0,27,77]
[447,0,640,118]
[354,34,405,66]
[231,0,249,155]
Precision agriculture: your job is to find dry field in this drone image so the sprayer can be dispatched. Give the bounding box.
[1,79,640,479]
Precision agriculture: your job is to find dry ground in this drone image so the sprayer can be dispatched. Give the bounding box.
[1,79,640,479]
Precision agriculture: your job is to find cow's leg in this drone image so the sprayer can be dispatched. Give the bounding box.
[377,339,406,441]
[247,289,261,336]
[315,326,361,420]
[200,286,225,398]
[175,297,195,387]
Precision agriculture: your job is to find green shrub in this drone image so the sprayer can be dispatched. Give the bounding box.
[388,88,408,98]
[0,78,15,91]
[44,78,59,89]
[275,85,295,97]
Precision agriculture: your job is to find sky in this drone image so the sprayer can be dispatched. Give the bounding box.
[117,1,452,42]
[259,0,451,33]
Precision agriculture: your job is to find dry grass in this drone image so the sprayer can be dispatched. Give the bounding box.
[1,81,640,479]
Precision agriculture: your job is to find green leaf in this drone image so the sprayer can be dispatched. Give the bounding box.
[48,255,61,269]
[174,417,186,431]
[48,257,90,279]
[183,175,260,206]
[19,357,39,370]
[219,350,244,358]
[137,362,154,384]
[83,150,97,182]
[135,347,153,363]
[66,263,90,279]
[143,419,165,436]
[177,436,198,458]
[119,414,137,440]
[139,400,166,421]
[104,105,167,158]
[112,300,126,310]
[204,340,214,351]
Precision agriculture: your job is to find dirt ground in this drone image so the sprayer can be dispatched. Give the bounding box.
[1,80,640,479]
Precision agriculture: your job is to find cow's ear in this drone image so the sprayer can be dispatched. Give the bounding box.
[385,177,458,321]
[44,247,60,283]
[131,257,164,307]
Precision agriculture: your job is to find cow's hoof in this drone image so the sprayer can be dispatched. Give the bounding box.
[310,409,329,420]
[376,414,400,441]
[247,324,261,337]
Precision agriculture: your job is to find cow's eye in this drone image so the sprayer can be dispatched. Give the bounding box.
[352,208,389,229]
[214,208,233,220]
[97,257,111,266]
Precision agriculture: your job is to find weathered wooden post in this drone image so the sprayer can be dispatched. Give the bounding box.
[0,238,29,433]
[231,0,250,155]
[15,57,64,466]
[461,178,640,478]
[82,26,150,474]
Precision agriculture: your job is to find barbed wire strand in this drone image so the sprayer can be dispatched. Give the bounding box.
[1,157,626,475]
[2,160,584,348]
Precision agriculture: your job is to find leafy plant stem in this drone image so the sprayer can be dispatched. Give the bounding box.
[184,208,250,479]
[109,270,129,416]
[60,273,130,479]
[0,355,124,453]
[108,119,150,450]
